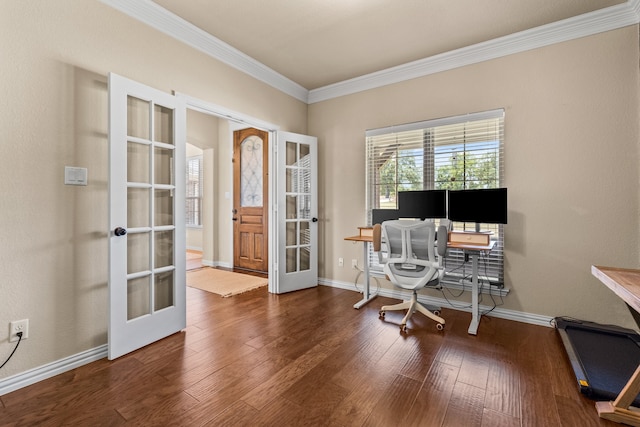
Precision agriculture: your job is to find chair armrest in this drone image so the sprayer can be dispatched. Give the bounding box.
[373,223,382,252]
[437,225,448,258]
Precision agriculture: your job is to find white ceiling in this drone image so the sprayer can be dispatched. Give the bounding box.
[104,0,638,102]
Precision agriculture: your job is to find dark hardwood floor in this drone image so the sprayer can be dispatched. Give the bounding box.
[0,285,619,426]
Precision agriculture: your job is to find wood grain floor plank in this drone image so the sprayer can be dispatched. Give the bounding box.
[481,408,520,427]
[403,361,460,427]
[363,374,422,427]
[442,381,486,427]
[483,353,521,419]
[457,346,491,390]
[202,400,259,427]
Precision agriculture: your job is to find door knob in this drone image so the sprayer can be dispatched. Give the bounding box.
[114,227,127,236]
[312,217,318,223]
[232,218,238,221]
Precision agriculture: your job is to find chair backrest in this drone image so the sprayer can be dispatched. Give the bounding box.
[382,220,436,266]
[380,219,447,289]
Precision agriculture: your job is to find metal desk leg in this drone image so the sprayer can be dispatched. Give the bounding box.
[468,253,480,335]
[353,241,377,309]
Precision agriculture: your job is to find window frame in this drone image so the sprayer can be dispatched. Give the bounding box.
[186,155,203,228]
[365,109,505,287]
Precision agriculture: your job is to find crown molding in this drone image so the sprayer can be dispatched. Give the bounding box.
[102,0,639,105]
[308,0,640,103]
[100,0,309,103]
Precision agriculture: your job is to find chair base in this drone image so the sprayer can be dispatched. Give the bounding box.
[379,290,445,331]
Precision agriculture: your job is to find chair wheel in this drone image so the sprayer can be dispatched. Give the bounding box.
[436,323,444,331]
[379,310,385,318]
[400,324,407,332]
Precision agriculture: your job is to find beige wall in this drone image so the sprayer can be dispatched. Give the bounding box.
[0,0,306,379]
[310,26,640,329]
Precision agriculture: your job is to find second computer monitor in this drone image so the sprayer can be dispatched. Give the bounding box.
[398,190,447,219]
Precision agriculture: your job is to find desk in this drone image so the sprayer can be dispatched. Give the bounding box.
[592,265,640,426]
[346,227,496,335]
[344,230,377,309]
[447,240,496,335]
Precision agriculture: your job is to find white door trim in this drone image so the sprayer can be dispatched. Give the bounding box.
[174,93,280,291]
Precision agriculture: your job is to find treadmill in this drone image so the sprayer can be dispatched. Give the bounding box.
[555,317,640,406]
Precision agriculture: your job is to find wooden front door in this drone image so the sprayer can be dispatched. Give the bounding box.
[233,128,268,272]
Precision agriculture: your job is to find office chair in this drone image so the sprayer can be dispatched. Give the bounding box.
[374,220,448,332]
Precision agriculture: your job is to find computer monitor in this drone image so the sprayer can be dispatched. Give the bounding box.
[447,188,507,224]
[398,190,447,219]
[372,208,400,225]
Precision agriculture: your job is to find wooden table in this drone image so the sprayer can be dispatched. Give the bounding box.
[592,265,640,426]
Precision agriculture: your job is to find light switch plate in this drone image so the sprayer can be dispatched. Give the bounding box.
[65,166,88,186]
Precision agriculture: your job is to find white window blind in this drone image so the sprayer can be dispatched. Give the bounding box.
[365,109,505,287]
[186,156,203,227]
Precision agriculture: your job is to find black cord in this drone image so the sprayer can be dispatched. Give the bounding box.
[0,332,23,370]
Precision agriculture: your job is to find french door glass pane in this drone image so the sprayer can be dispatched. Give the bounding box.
[286,248,297,273]
[127,232,150,274]
[299,222,310,245]
[286,222,297,246]
[154,271,174,311]
[286,195,297,219]
[286,141,297,165]
[154,104,174,145]
[127,188,150,228]
[127,142,150,183]
[127,96,149,140]
[154,189,174,226]
[127,276,150,320]
[155,230,174,268]
[154,147,174,185]
[300,247,310,271]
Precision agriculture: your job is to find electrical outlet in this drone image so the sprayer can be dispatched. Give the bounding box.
[9,319,28,343]
[338,257,344,267]
[352,259,358,269]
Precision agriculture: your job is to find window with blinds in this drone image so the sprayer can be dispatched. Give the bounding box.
[186,156,203,227]
[365,109,505,287]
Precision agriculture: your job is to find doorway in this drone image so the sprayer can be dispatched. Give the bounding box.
[179,93,319,295]
[181,98,276,284]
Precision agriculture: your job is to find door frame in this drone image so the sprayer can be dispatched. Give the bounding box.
[176,93,280,292]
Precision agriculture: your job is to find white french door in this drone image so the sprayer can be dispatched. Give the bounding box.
[274,131,318,293]
[108,73,186,359]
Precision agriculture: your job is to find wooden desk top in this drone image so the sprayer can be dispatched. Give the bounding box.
[344,235,496,251]
[344,235,372,242]
[592,266,640,315]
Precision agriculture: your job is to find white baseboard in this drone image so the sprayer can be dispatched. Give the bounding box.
[0,344,107,396]
[319,277,554,328]
[200,259,232,269]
